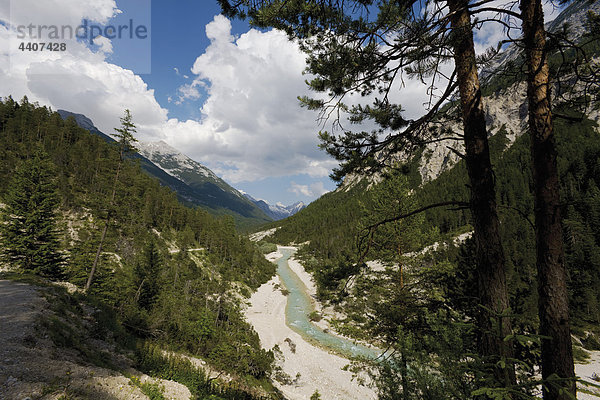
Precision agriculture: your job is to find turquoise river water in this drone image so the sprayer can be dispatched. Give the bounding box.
[276,247,380,360]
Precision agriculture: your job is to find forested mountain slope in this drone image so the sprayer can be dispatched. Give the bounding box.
[0,97,278,398]
[263,115,600,395]
[58,110,272,230]
[137,140,273,227]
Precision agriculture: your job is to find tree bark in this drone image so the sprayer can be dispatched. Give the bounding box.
[448,0,516,389]
[401,348,410,400]
[520,0,576,398]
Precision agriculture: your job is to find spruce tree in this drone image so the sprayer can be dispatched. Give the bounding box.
[133,239,162,311]
[0,151,64,279]
[112,109,138,161]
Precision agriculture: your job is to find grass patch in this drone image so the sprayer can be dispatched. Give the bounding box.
[136,342,277,400]
[129,376,166,400]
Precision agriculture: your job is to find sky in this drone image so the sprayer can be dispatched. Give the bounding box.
[0,0,562,206]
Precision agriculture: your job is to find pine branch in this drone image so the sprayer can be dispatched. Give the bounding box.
[365,200,470,232]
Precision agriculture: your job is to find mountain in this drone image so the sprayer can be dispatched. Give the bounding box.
[1,99,277,396]
[482,0,600,84]
[240,191,306,220]
[57,110,113,142]
[57,111,272,228]
[286,201,307,215]
[410,0,600,185]
[261,0,600,340]
[136,140,274,225]
[137,140,307,221]
[137,141,231,193]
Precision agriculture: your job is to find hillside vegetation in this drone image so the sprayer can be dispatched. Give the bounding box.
[267,106,600,327]
[58,110,273,230]
[0,97,279,399]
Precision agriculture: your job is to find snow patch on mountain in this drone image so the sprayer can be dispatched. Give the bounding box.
[138,140,305,221]
[137,141,220,182]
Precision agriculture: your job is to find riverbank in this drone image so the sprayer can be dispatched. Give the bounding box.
[245,249,376,400]
[286,251,363,340]
[576,350,600,399]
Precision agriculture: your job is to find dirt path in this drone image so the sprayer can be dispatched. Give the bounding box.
[0,280,190,400]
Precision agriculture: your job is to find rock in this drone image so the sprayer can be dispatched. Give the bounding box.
[5,376,18,386]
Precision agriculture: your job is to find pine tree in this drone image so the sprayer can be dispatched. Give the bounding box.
[519,0,589,396]
[85,109,138,292]
[112,109,138,161]
[0,151,64,279]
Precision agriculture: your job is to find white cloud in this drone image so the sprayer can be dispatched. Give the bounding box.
[0,0,166,142]
[543,1,564,23]
[163,15,337,183]
[288,181,330,198]
[0,7,338,184]
[1,2,568,192]
[289,182,311,197]
[4,0,119,29]
[471,1,564,56]
[173,82,202,104]
[93,35,113,54]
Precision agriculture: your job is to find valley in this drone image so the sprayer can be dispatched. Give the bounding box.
[2,0,600,399]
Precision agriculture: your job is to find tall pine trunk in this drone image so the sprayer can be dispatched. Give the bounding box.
[448,0,516,388]
[85,158,122,292]
[85,221,108,291]
[520,0,576,397]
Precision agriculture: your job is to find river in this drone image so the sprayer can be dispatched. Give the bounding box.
[276,246,380,360]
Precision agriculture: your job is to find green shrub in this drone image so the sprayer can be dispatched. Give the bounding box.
[308,311,322,322]
[129,376,165,400]
[257,241,278,254]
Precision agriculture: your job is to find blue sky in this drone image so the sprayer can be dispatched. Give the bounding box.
[139,2,337,204]
[144,1,233,119]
